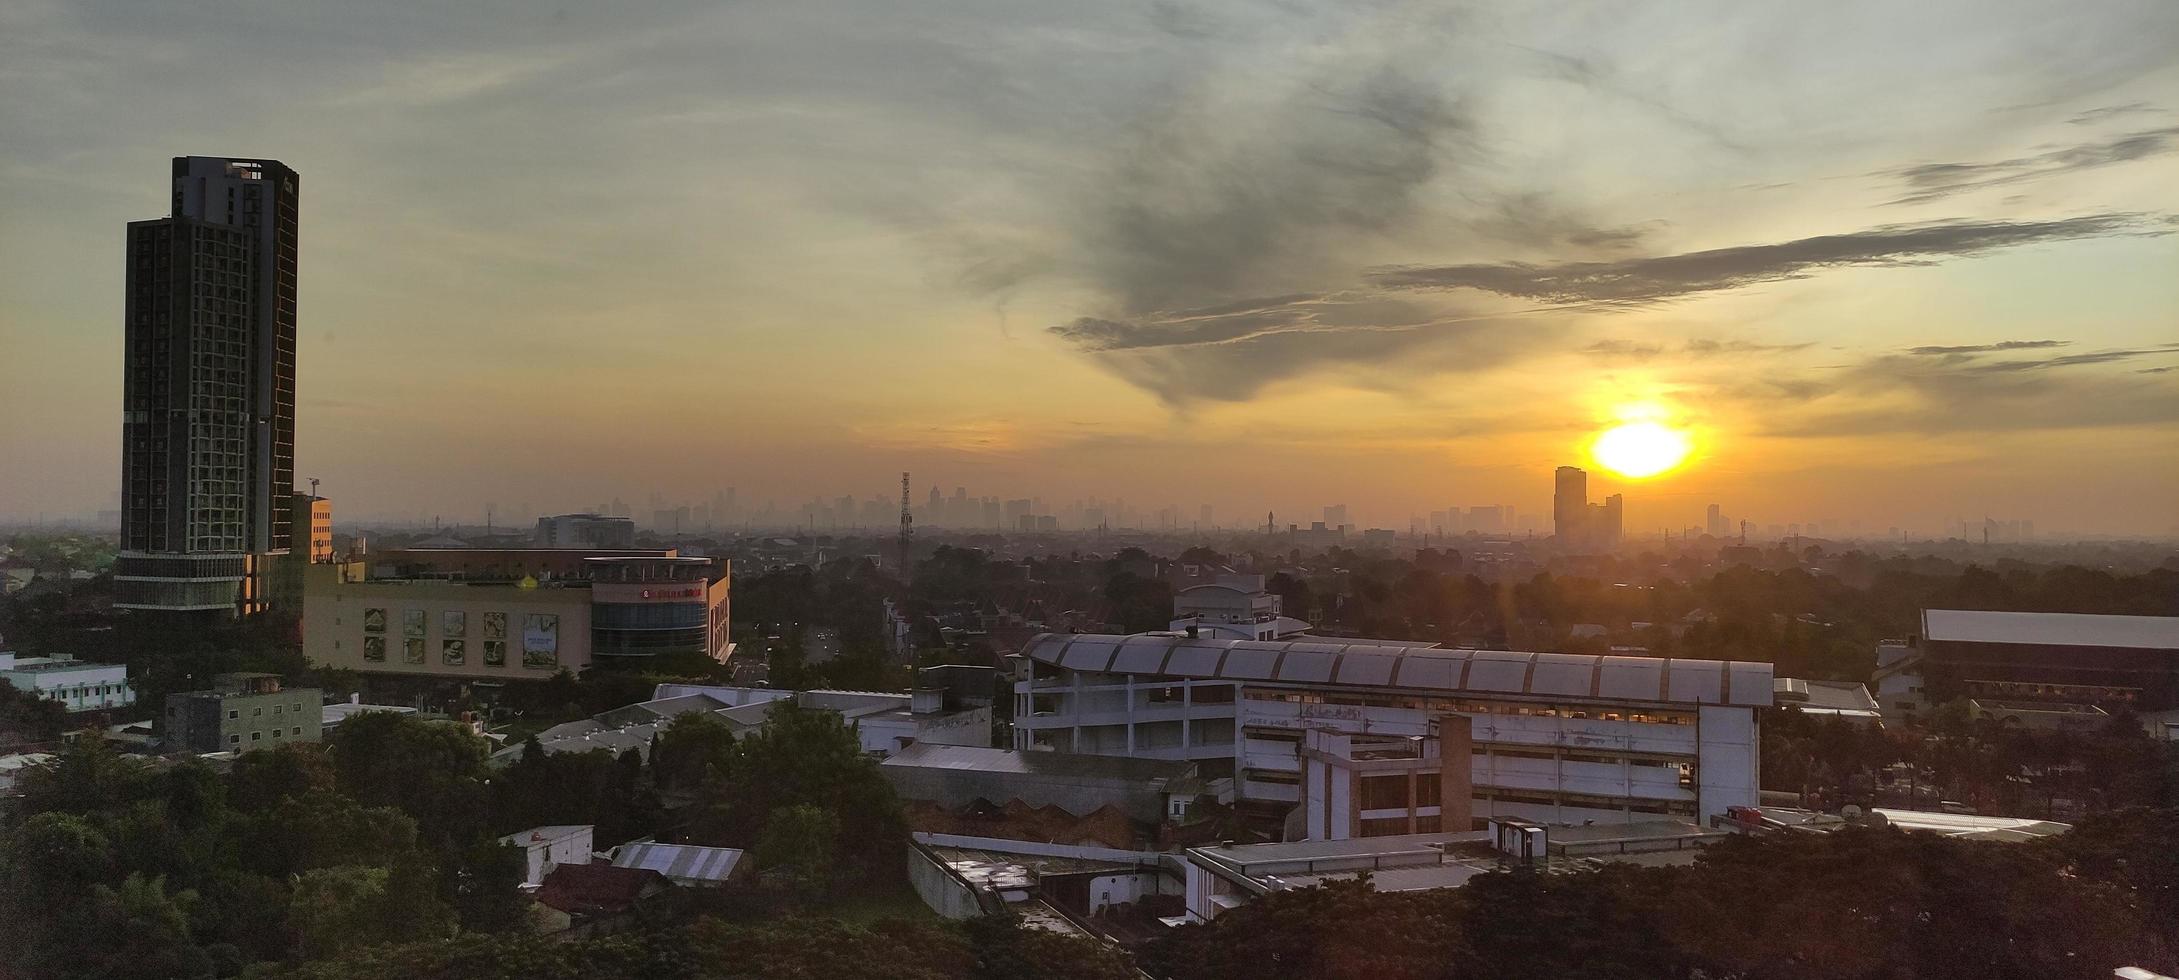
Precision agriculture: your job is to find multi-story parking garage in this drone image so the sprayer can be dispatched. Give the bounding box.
[1013,632,1770,833]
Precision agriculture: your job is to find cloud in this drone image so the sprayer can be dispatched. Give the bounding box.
[1968,344,2179,372]
[1906,340,2069,355]
[1881,127,2179,204]
[2066,102,2161,125]
[1750,341,2179,437]
[1367,214,2160,305]
[1584,338,1811,361]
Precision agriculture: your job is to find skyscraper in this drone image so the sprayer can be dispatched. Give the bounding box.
[1553,466,1588,546]
[116,157,300,615]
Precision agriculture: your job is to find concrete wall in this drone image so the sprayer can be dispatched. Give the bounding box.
[907,843,990,920]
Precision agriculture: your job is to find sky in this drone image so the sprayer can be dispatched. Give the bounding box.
[3,1,2178,536]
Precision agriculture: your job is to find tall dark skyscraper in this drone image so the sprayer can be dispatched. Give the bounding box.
[115,157,300,615]
[1553,465,1588,546]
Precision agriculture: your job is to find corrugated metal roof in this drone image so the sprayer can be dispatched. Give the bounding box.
[610,842,744,883]
[1023,633,1772,707]
[1923,609,2179,650]
[883,742,1195,782]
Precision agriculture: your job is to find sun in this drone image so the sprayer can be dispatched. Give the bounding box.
[1591,420,1692,478]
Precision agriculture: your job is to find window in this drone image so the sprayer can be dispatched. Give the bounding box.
[227,709,239,720]
[292,727,302,736]
[1359,774,1412,810]
[251,731,261,741]
[272,729,281,738]
[229,734,241,744]
[253,707,263,717]
[273,704,281,715]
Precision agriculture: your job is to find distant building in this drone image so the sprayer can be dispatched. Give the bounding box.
[498,681,991,764]
[1169,574,1311,641]
[269,493,334,608]
[164,673,321,754]
[500,825,596,887]
[0,653,136,713]
[1553,466,1587,547]
[116,157,302,617]
[301,550,731,680]
[1915,609,2179,711]
[1773,677,1881,726]
[534,514,636,549]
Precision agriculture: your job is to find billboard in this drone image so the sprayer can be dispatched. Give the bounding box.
[523,613,559,669]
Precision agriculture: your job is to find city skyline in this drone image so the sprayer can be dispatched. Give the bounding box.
[4,4,2178,537]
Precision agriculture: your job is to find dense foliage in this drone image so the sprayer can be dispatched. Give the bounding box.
[1143,811,2179,980]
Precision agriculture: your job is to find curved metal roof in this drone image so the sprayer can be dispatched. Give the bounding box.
[1021,633,1772,707]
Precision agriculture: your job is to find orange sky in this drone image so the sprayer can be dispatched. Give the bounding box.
[3,2,2177,535]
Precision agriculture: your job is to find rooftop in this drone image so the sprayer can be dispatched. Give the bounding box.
[1023,633,1772,708]
[1923,609,2179,651]
[610,842,743,883]
[883,743,1197,783]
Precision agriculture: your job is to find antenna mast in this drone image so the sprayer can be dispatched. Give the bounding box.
[898,471,914,576]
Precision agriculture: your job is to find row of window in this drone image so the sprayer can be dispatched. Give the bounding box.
[1241,688,1696,725]
[229,726,305,745]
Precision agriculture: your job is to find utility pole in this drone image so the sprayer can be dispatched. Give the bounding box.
[898,472,914,578]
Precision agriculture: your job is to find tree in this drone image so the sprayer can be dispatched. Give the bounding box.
[325,712,491,854]
[691,702,906,893]
[647,711,736,797]
[754,803,840,902]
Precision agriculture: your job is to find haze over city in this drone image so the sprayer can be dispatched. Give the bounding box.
[5,1,2178,537]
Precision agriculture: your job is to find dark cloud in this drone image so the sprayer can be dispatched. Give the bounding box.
[1753,341,2179,436]
[2067,102,2161,125]
[1367,214,2158,305]
[1907,340,2068,355]
[1585,339,1810,361]
[1083,64,1471,316]
[1969,344,2179,372]
[1882,127,2179,205]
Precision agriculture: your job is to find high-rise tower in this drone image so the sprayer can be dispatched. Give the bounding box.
[1553,466,1588,548]
[116,157,300,615]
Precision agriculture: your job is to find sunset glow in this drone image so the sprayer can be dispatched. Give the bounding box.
[1591,421,1693,479]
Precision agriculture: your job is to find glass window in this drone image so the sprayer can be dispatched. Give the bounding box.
[292,727,302,736]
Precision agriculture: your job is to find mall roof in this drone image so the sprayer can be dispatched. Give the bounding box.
[1023,633,1772,707]
[1923,609,2179,650]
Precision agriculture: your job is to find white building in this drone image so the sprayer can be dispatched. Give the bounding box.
[497,682,991,764]
[1013,633,1769,833]
[499,824,597,887]
[0,653,136,713]
[1169,575,1310,641]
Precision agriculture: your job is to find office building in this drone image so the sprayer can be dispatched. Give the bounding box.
[1553,467,1587,547]
[0,653,136,713]
[302,549,731,680]
[164,673,321,753]
[1552,466,1622,552]
[1013,633,1768,831]
[534,513,637,549]
[117,157,301,616]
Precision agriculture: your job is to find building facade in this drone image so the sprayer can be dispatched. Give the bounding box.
[301,552,731,680]
[0,654,136,713]
[1913,609,2179,712]
[164,673,321,753]
[117,157,300,616]
[535,514,636,549]
[1013,633,1768,832]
